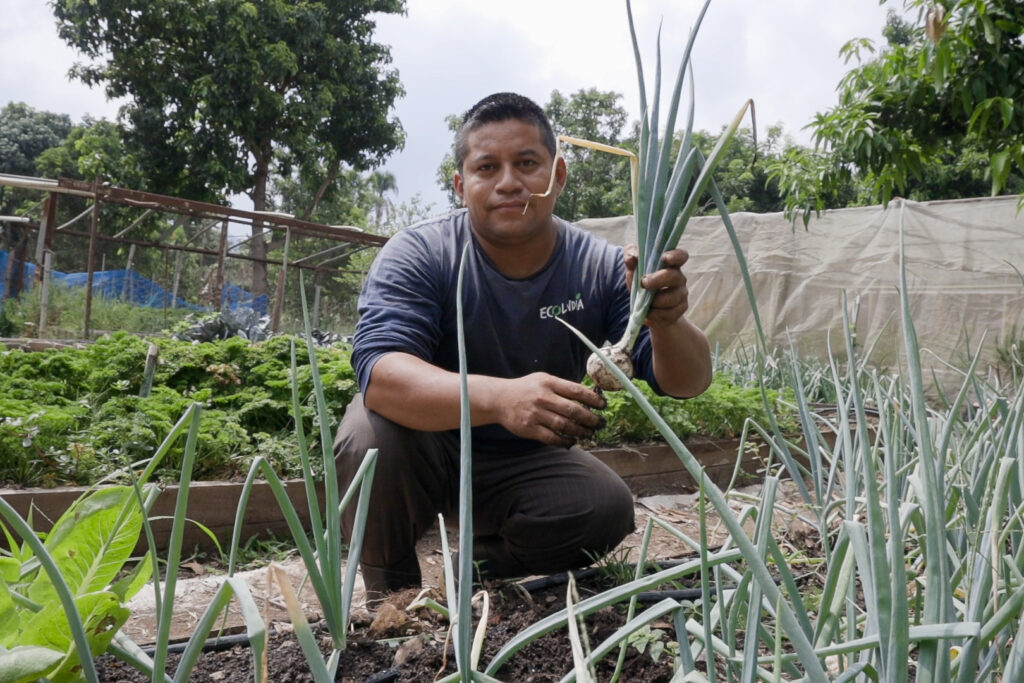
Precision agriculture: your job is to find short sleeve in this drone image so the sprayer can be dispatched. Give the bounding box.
[350,228,450,394]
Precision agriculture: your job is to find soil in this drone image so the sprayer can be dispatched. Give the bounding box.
[96,572,686,682]
[94,481,819,681]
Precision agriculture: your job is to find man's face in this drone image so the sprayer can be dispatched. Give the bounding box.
[453,118,566,250]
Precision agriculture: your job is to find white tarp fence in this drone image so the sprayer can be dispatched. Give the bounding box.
[579,195,1024,394]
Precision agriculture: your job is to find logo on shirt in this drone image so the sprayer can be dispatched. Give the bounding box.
[539,292,585,319]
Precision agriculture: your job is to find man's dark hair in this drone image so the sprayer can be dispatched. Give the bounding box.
[454,92,557,172]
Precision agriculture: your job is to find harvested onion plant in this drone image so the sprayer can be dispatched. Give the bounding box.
[528,0,753,389]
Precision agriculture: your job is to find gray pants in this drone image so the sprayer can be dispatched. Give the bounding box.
[333,394,635,592]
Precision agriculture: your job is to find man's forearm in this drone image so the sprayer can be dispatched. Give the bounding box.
[362,351,609,446]
[363,351,504,431]
[648,317,713,398]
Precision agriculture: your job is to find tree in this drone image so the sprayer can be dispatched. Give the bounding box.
[0,102,72,178]
[53,0,406,297]
[435,114,462,210]
[545,88,633,221]
[691,124,791,215]
[34,117,143,189]
[367,171,398,229]
[784,0,1024,220]
[0,102,74,295]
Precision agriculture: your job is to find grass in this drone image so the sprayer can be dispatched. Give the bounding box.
[0,282,194,338]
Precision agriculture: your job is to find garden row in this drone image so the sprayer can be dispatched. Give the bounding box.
[0,331,792,488]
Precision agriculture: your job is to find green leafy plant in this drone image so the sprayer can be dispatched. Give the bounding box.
[0,331,358,486]
[590,373,795,446]
[0,402,208,681]
[0,485,156,682]
[625,624,678,664]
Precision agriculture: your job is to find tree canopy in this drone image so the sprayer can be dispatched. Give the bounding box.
[0,102,72,178]
[777,0,1024,222]
[546,88,633,221]
[52,0,407,295]
[35,116,143,190]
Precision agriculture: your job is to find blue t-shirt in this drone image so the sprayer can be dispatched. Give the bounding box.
[352,209,659,452]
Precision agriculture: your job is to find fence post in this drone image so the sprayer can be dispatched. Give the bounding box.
[123,243,136,301]
[270,226,291,332]
[33,193,57,286]
[140,342,159,397]
[216,218,228,312]
[170,249,184,309]
[38,250,52,337]
[83,182,100,339]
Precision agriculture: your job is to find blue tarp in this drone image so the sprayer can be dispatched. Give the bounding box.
[0,250,267,313]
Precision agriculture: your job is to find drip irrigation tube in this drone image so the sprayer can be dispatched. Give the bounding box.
[140,631,253,656]
[517,558,789,605]
[134,559,788,665]
[517,557,693,593]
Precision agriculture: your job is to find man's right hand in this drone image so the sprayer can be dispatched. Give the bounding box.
[366,353,606,447]
[493,372,607,448]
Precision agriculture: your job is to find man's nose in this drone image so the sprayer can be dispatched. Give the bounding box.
[495,165,522,192]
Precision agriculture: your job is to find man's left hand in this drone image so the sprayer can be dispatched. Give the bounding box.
[623,246,691,328]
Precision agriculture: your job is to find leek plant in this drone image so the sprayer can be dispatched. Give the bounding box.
[528,0,754,389]
[101,403,271,683]
[430,244,502,683]
[547,197,1024,681]
[212,277,377,681]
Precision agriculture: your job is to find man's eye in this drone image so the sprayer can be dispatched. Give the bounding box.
[519,159,537,168]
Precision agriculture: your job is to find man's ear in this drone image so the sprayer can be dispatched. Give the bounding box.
[453,171,465,204]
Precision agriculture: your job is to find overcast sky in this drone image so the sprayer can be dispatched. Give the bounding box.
[3,0,894,215]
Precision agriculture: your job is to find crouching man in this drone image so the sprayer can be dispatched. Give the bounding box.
[334,92,712,603]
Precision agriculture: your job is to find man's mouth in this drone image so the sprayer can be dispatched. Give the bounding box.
[493,201,526,211]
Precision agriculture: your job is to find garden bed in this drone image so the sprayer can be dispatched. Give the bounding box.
[1,438,773,553]
[100,477,820,681]
[1,331,793,488]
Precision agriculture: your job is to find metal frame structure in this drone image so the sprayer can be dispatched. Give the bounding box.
[0,173,388,336]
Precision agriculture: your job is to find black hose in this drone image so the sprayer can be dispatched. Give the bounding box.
[139,631,253,656]
[516,558,794,604]
[517,557,694,593]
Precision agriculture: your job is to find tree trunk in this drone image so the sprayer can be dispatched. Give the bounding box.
[302,157,341,221]
[250,142,272,301]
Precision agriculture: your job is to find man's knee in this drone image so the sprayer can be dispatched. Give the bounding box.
[499,472,634,575]
[579,475,635,557]
[333,394,457,569]
[334,393,406,464]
